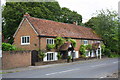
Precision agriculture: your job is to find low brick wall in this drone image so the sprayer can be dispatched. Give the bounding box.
[2,51,31,69]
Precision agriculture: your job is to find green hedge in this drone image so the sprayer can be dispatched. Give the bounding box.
[2,43,16,51]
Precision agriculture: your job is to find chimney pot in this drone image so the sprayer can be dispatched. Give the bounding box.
[73,21,77,25]
[24,12,30,17]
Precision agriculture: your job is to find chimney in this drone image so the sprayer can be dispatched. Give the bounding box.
[73,21,78,25]
[24,12,30,17]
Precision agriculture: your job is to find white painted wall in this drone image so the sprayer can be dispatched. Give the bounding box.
[75,51,79,58]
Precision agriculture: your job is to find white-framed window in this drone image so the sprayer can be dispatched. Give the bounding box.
[84,40,88,45]
[21,36,30,45]
[47,52,54,61]
[46,38,54,44]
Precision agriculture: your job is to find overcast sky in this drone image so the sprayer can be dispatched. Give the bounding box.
[1,0,120,22]
[57,0,120,23]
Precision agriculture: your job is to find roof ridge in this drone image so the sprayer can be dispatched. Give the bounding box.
[29,16,90,29]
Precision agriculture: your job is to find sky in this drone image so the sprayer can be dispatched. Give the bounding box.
[1,0,120,23]
[57,0,120,23]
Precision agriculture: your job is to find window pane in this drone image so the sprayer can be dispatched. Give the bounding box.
[47,54,49,60]
[51,53,53,60]
[27,37,29,43]
[51,39,53,44]
[24,37,26,43]
[47,39,48,44]
[22,37,24,43]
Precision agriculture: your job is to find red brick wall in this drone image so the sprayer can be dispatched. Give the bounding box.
[40,38,47,50]
[2,51,31,69]
[13,18,39,50]
[39,38,98,52]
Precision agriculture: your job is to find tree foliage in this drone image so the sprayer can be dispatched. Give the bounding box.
[85,9,119,54]
[54,37,65,49]
[2,43,16,51]
[66,38,76,47]
[46,44,56,50]
[38,51,46,61]
[2,2,82,43]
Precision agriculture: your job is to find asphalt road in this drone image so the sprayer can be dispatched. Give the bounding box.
[2,58,119,78]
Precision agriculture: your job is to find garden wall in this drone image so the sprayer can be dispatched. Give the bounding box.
[2,51,31,69]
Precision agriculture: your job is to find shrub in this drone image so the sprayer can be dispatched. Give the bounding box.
[70,39,76,47]
[38,51,46,61]
[79,45,86,55]
[47,44,55,50]
[108,53,120,58]
[2,43,16,51]
[104,48,111,56]
[67,56,72,60]
[57,52,62,60]
[66,38,77,47]
[85,44,92,50]
[101,44,105,53]
[54,37,65,49]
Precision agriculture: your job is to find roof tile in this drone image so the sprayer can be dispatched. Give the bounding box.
[26,16,101,40]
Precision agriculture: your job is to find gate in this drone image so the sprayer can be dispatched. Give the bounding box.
[31,50,39,66]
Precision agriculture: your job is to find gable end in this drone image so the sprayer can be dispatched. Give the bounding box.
[13,17,38,38]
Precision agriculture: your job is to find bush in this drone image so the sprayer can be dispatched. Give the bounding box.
[108,53,120,58]
[47,44,55,50]
[85,44,92,50]
[104,48,111,56]
[66,38,76,47]
[2,43,16,51]
[54,37,65,49]
[70,39,76,47]
[67,56,72,60]
[79,45,86,55]
[101,44,105,53]
[57,52,62,60]
[38,51,46,61]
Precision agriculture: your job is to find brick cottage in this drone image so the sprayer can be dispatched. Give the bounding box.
[13,13,102,61]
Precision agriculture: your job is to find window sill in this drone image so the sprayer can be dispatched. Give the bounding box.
[21,43,30,45]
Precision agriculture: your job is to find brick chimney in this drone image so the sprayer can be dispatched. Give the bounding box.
[73,21,78,25]
[24,12,30,17]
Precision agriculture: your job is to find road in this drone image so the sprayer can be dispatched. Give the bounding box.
[2,58,119,78]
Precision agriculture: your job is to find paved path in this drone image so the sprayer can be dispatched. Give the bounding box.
[2,58,119,78]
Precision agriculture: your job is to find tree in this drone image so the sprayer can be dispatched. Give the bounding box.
[59,7,82,25]
[85,9,119,54]
[2,2,82,44]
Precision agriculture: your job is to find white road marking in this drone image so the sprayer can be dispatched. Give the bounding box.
[91,64,105,67]
[45,68,80,75]
[100,77,104,78]
[113,61,120,63]
[113,61,118,63]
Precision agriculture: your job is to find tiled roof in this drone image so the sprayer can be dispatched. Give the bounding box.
[26,15,101,40]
